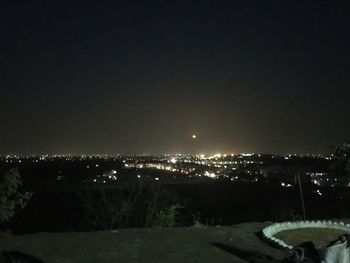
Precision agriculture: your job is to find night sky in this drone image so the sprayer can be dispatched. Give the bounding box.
[1,0,349,155]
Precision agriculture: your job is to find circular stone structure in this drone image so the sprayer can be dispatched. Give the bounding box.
[262,220,350,250]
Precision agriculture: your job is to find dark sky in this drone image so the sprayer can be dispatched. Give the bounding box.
[1,0,349,155]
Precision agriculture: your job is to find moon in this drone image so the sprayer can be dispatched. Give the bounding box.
[192,134,197,139]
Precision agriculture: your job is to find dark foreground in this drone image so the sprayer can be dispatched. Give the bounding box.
[0,222,285,263]
[8,181,350,233]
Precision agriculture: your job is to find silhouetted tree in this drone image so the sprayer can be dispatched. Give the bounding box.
[0,168,32,224]
[331,143,350,176]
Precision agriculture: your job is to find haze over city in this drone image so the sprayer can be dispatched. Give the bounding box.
[1,0,349,155]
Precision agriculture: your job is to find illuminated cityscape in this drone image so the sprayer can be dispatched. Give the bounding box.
[0,152,343,187]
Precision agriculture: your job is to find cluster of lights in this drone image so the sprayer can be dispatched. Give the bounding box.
[281,182,293,188]
[89,169,118,184]
[0,153,338,187]
[204,171,217,178]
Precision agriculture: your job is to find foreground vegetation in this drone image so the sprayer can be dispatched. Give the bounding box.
[0,168,32,224]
